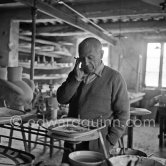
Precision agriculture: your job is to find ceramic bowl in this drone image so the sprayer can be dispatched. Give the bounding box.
[69,151,105,166]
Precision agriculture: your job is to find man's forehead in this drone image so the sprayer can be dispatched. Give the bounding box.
[79,46,96,55]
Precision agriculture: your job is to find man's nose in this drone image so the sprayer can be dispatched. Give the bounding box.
[84,57,89,65]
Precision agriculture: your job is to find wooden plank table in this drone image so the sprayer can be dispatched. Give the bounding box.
[129,92,145,104]
[126,91,146,148]
[127,108,151,148]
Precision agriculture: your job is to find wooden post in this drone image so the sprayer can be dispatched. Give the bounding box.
[135,54,142,92]
[0,18,19,67]
[30,0,37,80]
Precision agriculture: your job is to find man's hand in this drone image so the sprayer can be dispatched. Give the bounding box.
[74,58,86,81]
[106,134,114,148]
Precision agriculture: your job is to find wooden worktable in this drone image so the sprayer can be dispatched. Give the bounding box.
[128,91,146,104]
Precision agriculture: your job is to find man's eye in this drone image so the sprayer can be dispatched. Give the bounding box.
[88,56,93,60]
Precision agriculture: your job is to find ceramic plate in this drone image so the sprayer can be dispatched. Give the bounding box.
[47,118,105,138]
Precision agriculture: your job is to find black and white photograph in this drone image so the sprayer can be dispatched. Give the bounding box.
[0,0,166,165]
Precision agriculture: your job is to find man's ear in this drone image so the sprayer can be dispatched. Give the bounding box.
[100,49,104,59]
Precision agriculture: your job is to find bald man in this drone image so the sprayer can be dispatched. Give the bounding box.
[57,37,130,163]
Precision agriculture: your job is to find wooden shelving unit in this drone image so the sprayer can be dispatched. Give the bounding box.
[19,36,75,85]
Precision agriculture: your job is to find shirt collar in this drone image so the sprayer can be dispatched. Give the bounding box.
[93,61,104,77]
[82,61,104,84]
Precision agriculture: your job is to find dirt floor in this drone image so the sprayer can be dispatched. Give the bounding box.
[0,122,165,166]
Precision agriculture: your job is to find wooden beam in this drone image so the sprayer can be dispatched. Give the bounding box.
[20,31,87,36]
[17,0,117,45]
[69,0,162,19]
[101,19,166,33]
[88,13,166,22]
[20,19,166,36]
[1,3,164,24]
[1,0,164,22]
[7,8,164,23]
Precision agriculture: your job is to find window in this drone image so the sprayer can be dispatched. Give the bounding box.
[102,46,109,66]
[162,44,166,87]
[145,42,166,88]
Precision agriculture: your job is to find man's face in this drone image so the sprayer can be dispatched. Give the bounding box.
[79,46,102,74]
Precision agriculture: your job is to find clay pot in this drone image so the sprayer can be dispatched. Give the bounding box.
[3,66,34,111]
[7,66,34,101]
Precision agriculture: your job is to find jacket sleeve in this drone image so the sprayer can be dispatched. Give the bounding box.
[107,72,130,146]
[56,71,81,104]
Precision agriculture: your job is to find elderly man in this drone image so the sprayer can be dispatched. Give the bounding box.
[57,37,130,163]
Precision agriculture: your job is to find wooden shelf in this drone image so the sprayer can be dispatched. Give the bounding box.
[19,62,73,70]
[19,48,72,58]
[22,73,67,80]
[19,35,73,47]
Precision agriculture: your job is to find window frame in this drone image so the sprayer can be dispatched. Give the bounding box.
[144,41,166,89]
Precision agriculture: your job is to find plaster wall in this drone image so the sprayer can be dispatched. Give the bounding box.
[109,34,147,91]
